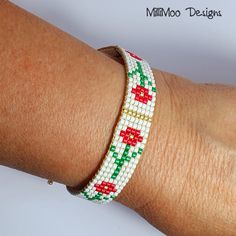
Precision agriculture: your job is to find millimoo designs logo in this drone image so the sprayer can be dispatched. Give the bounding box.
[146,7,222,19]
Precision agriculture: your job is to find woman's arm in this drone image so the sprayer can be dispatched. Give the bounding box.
[0,1,235,235]
[0,0,128,188]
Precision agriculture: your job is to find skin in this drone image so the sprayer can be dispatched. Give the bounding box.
[0,1,235,235]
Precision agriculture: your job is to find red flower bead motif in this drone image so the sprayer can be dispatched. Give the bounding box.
[119,126,143,147]
[94,181,117,195]
[126,50,142,61]
[131,85,152,104]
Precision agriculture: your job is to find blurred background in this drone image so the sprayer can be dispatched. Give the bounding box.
[1,1,235,236]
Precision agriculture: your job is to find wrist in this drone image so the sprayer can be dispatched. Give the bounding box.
[115,69,176,207]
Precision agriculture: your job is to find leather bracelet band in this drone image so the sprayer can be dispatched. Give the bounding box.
[65,45,157,204]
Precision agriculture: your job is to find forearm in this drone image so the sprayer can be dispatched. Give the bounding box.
[0,1,127,188]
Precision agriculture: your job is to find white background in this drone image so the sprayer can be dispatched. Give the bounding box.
[1,1,235,236]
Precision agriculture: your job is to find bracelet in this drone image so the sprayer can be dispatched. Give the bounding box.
[65,45,157,204]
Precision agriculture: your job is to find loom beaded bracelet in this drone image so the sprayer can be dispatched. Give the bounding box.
[62,45,157,204]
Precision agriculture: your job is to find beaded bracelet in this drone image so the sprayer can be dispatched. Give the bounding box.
[64,45,157,204]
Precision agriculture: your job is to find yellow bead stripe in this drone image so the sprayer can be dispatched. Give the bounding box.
[122,108,152,122]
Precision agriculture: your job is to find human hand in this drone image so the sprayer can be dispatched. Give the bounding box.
[116,69,236,235]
